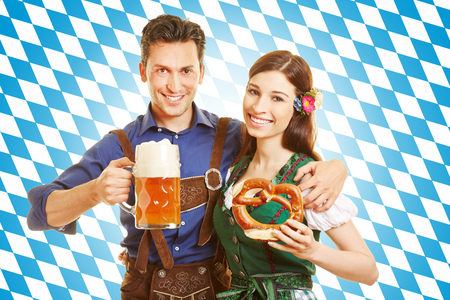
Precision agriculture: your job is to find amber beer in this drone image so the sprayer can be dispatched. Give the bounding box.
[135,176,181,228]
[133,139,181,229]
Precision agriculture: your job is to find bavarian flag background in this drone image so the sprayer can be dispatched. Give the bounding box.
[1,0,449,299]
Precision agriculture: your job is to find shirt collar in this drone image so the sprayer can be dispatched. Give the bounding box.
[139,101,214,136]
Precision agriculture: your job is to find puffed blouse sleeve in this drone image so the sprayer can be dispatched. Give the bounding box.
[303,189,358,232]
[223,167,234,210]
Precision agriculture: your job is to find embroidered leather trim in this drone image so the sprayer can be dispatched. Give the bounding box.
[150,259,216,299]
[180,177,206,211]
[155,271,207,294]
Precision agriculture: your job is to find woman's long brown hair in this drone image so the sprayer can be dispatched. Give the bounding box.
[233,50,322,166]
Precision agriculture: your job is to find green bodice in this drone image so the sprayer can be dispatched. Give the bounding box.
[213,153,320,278]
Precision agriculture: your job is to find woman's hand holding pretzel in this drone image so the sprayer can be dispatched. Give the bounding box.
[268,219,319,261]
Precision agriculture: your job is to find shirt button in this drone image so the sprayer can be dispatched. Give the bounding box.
[233,254,239,263]
[232,236,238,245]
[157,128,162,132]
[175,134,178,139]
[175,247,180,251]
[228,217,234,226]
[181,221,185,226]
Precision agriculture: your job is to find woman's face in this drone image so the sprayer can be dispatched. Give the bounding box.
[243,70,296,142]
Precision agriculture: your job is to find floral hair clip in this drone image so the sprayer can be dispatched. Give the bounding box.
[293,88,323,115]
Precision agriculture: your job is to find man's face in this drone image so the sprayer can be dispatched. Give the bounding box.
[139,41,205,124]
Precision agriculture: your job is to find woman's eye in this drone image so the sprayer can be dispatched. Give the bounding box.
[248,89,259,95]
[273,96,284,102]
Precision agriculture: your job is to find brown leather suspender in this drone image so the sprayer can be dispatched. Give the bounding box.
[111,117,231,271]
[198,117,230,246]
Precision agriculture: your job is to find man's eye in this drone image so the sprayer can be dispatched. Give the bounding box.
[183,69,192,74]
[159,68,167,73]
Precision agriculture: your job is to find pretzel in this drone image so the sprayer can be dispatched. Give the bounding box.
[232,178,303,241]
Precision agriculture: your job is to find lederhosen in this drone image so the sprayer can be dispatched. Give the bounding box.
[112,117,232,300]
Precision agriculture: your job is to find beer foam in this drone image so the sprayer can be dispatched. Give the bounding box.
[134,139,180,178]
[145,139,171,146]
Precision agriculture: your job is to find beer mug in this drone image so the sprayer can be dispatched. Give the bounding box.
[119,139,181,229]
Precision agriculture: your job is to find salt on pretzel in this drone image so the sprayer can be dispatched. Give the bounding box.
[232,178,303,241]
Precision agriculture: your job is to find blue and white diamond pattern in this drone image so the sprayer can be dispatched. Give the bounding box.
[1,0,449,299]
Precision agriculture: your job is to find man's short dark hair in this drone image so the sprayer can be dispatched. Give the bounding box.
[140,14,206,69]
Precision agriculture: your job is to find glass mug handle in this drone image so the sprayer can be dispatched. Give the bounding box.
[118,166,134,215]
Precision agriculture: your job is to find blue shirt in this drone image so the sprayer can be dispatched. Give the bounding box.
[27,102,242,265]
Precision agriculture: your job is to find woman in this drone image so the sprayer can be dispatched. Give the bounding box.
[213,50,378,299]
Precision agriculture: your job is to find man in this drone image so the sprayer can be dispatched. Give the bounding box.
[27,14,348,299]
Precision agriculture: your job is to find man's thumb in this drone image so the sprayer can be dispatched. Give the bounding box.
[109,157,134,168]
